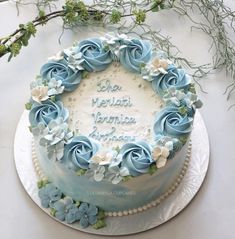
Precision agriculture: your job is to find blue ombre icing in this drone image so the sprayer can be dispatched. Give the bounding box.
[27,34,202,226]
[40,59,82,91]
[63,136,99,170]
[119,39,152,73]
[152,64,191,95]
[121,141,153,176]
[77,38,112,72]
[29,100,69,127]
[153,106,193,137]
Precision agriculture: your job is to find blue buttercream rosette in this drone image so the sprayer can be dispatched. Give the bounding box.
[40,59,82,91]
[77,38,112,72]
[119,39,152,73]
[154,106,193,137]
[152,64,191,95]
[29,100,69,127]
[63,136,99,170]
[120,141,153,176]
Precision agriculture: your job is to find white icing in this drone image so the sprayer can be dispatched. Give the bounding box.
[62,63,163,148]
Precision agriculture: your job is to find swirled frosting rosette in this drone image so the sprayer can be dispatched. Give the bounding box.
[64,136,99,170]
[152,64,191,95]
[153,106,193,137]
[77,38,112,72]
[29,100,69,127]
[119,39,152,73]
[120,141,153,176]
[40,59,82,92]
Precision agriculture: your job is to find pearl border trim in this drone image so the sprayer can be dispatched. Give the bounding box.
[105,141,192,217]
[32,140,192,218]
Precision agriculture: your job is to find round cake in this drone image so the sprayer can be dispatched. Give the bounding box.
[27,33,202,229]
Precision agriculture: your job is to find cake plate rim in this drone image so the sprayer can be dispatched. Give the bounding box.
[14,110,210,236]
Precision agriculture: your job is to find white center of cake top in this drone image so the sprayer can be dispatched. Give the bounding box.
[62,63,163,148]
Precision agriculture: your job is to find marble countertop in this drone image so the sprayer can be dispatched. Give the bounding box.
[0,1,235,239]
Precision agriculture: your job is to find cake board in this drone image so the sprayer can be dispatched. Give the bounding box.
[14,110,209,236]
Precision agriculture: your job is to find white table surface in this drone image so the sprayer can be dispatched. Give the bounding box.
[0,1,235,239]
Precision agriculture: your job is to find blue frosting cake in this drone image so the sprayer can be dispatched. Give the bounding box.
[27,34,202,229]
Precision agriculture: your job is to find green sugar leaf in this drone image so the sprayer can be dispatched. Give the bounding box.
[76,168,86,176]
[92,219,106,229]
[50,208,56,217]
[25,102,32,110]
[149,164,157,175]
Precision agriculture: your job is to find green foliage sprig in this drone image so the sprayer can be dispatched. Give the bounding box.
[0,0,234,97]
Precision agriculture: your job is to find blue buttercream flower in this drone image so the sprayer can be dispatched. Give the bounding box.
[51,197,79,224]
[120,141,153,176]
[77,38,112,72]
[40,59,82,91]
[106,165,130,184]
[152,64,191,96]
[154,106,193,137]
[29,100,69,127]
[77,202,98,228]
[119,39,152,73]
[64,136,99,170]
[38,183,62,208]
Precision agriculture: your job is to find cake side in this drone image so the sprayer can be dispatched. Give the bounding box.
[35,137,189,212]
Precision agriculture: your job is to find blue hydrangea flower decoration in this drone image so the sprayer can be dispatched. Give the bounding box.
[51,197,79,224]
[77,202,98,228]
[38,183,62,208]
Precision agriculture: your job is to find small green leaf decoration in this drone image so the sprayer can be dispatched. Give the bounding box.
[50,95,56,102]
[63,0,89,26]
[39,9,46,19]
[82,71,89,78]
[179,136,188,145]
[189,84,196,94]
[75,201,80,207]
[178,106,188,116]
[76,168,86,176]
[37,179,49,189]
[10,42,21,57]
[92,219,106,229]
[97,209,106,220]
[93,11,103,21]
[28,126,33,132]
[122,175,133,182]
[26,22,37,36]
[151,0,163,12]
[113,145,120,153]
[50,208,57,217]
[133,9,146,24]
[0,44,8,57]
[110,10,122,24]
[25,102,32,110]
[149,164,157,175]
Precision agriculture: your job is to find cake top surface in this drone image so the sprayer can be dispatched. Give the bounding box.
[27,33,202,179]
[63,62,163,148]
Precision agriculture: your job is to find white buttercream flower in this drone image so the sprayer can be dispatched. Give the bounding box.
[152,146,170,168]
[31,86,49,103]
[47,79,64,96]
[90,150,115,166]
[152,58,169,73]
[142,57,172,81]
[48,51,64,61]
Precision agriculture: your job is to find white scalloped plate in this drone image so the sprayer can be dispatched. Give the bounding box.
[14,110,209,235]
